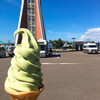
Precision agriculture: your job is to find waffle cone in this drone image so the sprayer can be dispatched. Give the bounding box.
[5,88,43,100]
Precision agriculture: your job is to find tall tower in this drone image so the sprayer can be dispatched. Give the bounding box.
[15,0,46,45]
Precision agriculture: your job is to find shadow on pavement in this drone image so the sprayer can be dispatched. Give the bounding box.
[0,55,13,59]
[47,54,61,58]
[55,50,82,53]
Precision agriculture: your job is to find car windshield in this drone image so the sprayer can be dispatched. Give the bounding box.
[40,45,46,50]
[0,47,5,51]
[89,45,97,48]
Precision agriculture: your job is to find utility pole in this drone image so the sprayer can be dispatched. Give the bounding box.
[72,38,76,50]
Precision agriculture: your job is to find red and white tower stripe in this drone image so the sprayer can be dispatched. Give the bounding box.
[15,0,46,45]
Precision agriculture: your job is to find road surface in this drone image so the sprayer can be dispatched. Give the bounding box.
[1,51,100,100]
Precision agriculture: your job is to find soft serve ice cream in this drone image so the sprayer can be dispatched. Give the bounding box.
[5,28,43,92]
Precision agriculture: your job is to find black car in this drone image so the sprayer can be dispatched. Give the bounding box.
[8,46,15,57]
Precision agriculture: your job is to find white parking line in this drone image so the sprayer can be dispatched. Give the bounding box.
[42,63,80,65]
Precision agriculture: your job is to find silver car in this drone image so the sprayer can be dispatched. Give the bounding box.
[8,46,15,57]
[0,47,6,57]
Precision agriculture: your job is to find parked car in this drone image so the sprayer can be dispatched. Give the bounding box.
[62,47,67,50]
[0,47,6,57]
[83,43,98,54]
[8,46,15,57]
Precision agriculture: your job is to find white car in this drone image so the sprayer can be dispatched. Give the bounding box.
[83,43,98,54]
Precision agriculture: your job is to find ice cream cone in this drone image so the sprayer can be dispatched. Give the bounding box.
[5,87,43,100]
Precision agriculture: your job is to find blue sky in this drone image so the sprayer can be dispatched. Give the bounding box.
[1,0,100,43]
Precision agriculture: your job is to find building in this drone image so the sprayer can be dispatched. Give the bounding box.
[15,0,46,45]
[73,41,95,51]
[73,41,83,51]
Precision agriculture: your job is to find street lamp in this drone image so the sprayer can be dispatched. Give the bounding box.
[72,38,76,50]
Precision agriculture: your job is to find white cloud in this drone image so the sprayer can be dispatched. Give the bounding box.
[79,28,100,42]
[48,30,53,34]
[6,0,19,5]
[48,30,80,41]
[48,30,57,34]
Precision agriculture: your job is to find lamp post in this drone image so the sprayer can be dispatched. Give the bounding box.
[72,38,76,50]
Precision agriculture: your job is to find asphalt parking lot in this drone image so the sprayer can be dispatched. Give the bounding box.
[1,50,100,100]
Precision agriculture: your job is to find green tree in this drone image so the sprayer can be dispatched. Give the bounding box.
[56,38,63,49]
[49,39,65,49]
[66,41,70,45]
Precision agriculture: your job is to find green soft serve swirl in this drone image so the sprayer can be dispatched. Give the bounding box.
[5,28,43,92]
